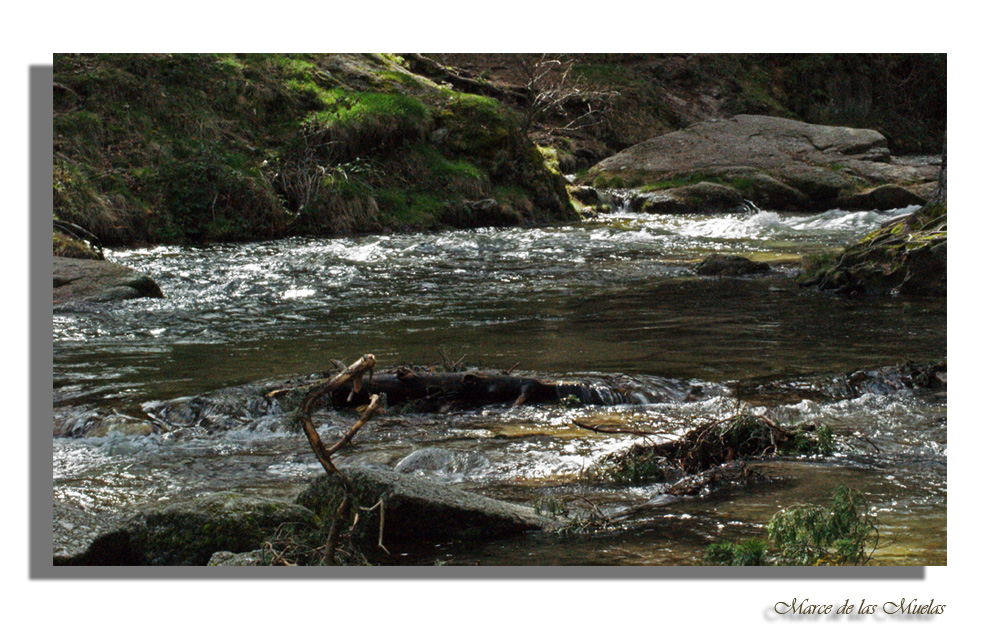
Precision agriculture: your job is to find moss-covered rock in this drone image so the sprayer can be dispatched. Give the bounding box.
[835,184,926,211]
[801,187,946,297]
[62,493,320,565]
[53,231,101,259]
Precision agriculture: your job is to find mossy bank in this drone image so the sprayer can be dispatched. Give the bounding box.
[54,54,574,247]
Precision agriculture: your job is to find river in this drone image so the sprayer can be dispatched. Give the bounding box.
[52,204,947,565]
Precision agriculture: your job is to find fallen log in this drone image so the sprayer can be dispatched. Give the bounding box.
[319,367,639,409]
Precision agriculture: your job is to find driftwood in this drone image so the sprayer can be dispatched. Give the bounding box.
[399,54,531,107]
[297,353,380,564]
[317,367,638,409]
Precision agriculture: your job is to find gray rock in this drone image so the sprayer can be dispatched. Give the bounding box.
[593,115,888,176]
[208,550,272,566]
[295,465,564,548]
[589,115,938,211]
[53,256,163,306]
[58,493,319,565]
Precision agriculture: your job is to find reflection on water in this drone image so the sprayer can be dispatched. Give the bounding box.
[54,207,943,404]
[52,206,947,565]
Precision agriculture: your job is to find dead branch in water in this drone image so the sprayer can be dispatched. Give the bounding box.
[297,353,378,564]
[327,393,384,455]
[571,418,671,437]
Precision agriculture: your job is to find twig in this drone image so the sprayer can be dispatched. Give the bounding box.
[327,394,383,455]
[299,353,377,477]
[570,418,669,436]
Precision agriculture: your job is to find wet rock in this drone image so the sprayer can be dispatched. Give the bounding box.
[53,501,130,564]
[636,182,744,214]
[693,253,770,277]
[836,361,947,398]
[54,256,163,306]
[567,184,603,207]
[836,184,926,211]
[725,172,811,211]
[295,465,564,550]
[141,379,288,433]
[87,414,155,438]
[59,493,319,565]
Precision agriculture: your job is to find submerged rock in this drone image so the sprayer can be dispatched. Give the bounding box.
[393,447,490,479]
[693,253,770,277]
[53,256,163,306]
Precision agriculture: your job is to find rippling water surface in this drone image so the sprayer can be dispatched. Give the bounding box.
[52,205,947,565]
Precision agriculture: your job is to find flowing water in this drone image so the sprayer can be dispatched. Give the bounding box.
[52,205,947,565]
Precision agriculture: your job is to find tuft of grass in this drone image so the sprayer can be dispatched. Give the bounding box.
[704,538,770,566]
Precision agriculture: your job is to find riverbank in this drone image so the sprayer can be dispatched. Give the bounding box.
[54,54,574,247]
[54,54,946,250]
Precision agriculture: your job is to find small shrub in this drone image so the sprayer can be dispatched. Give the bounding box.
[767,486,879,565]
[703,486,880,566]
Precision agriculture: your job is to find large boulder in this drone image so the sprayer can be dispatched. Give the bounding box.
[586,115,938,212]
[53,256,163,306]
[57,493,319,565]
[295,465,564,550]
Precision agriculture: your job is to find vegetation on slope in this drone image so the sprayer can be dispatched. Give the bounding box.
[53,54,574,247]
[429,53,946,169]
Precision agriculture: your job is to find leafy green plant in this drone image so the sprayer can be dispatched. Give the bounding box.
[768,486,879,565]
[704,486,880,566]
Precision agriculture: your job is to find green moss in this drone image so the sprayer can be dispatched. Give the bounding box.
[797,251,841,283]
[375,188,445,227]
[537,146,562,176]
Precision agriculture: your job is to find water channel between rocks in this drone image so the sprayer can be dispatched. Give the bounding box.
[52,205,947,565]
